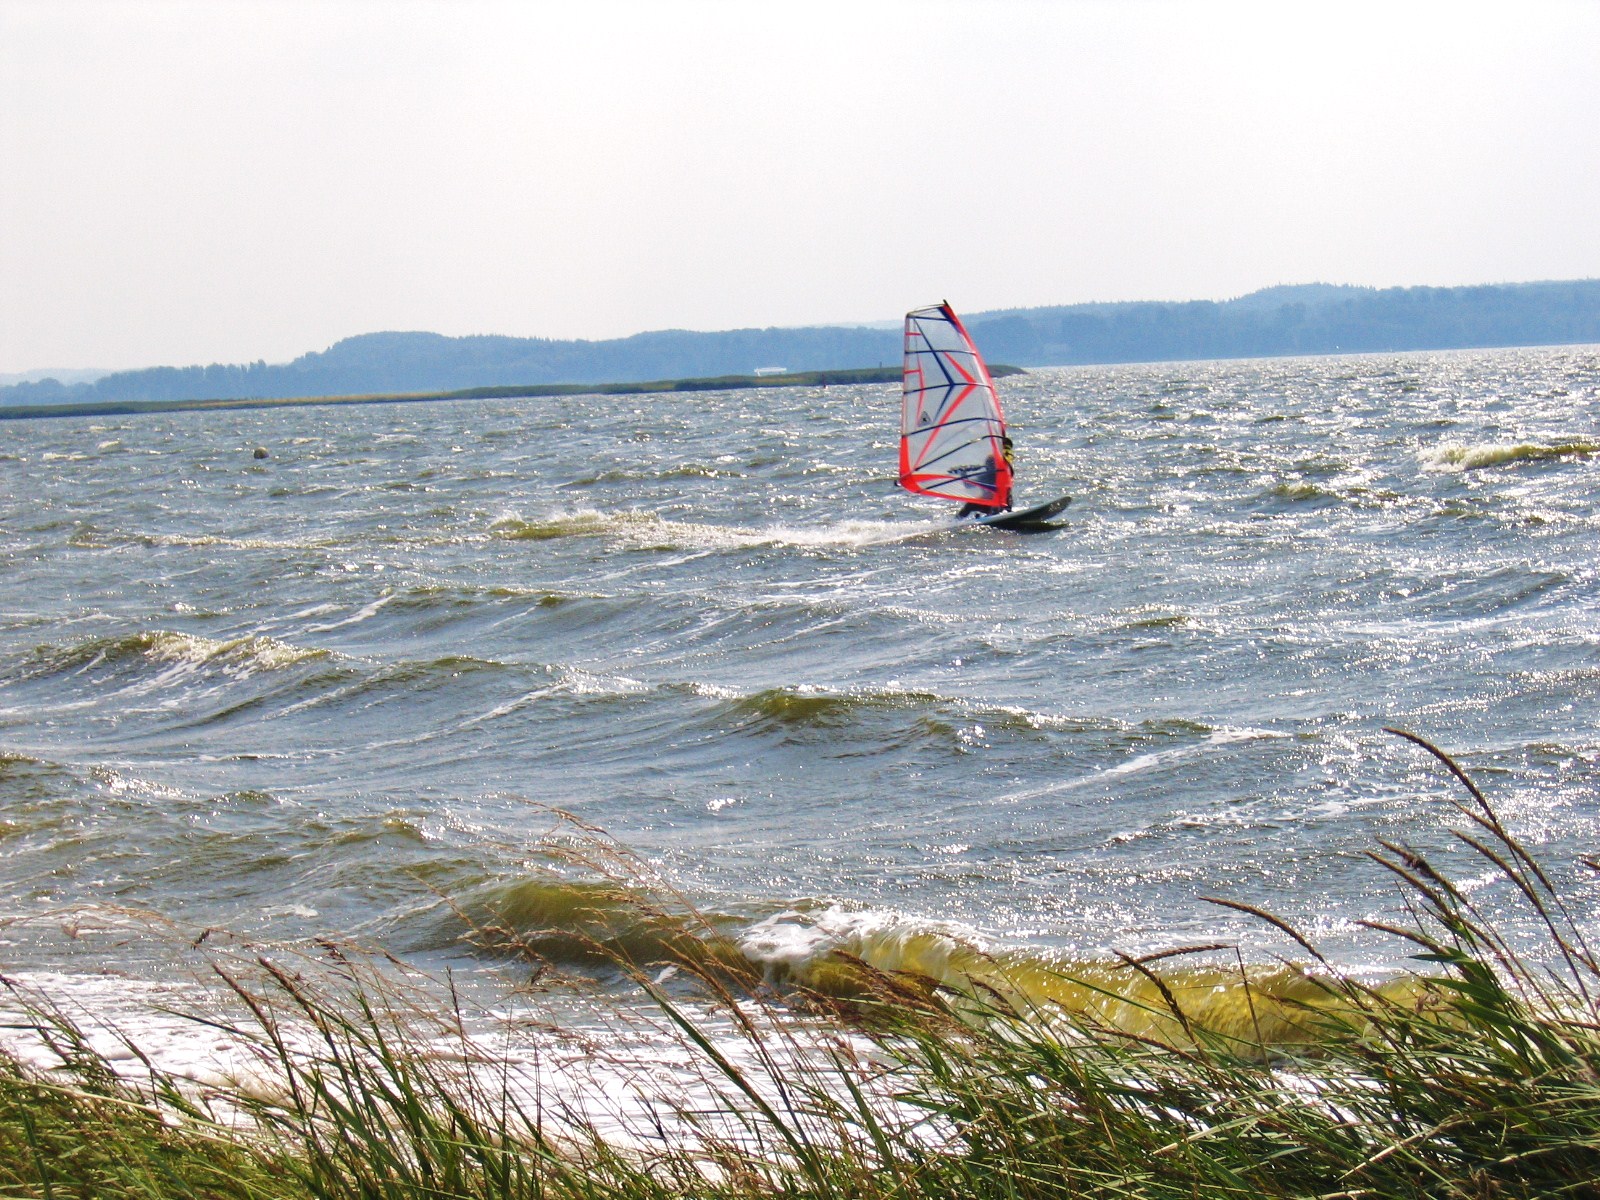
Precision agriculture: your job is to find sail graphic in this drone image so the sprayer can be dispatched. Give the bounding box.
[900,303,1011,508]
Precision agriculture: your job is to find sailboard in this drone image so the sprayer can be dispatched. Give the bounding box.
[900,302,1070,532]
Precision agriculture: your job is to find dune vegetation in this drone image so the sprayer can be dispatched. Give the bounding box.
[3,730,1599,1199]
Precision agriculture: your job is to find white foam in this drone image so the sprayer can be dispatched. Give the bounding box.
[736,904,989,984]
[496,506,953,551]
[0,965,898,1156]
[306,593,394,632]
[128,630,326,679]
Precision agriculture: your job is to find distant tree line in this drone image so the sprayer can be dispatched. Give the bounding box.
[6,280,1599,407]
[0,328,901,407]
[970,281,1600,366]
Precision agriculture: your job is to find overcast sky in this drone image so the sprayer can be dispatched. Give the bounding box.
[3,0,1598,375]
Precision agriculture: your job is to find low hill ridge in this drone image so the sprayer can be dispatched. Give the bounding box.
[8,279,1599,407]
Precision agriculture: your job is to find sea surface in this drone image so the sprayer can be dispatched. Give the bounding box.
[3,346,1600,1054]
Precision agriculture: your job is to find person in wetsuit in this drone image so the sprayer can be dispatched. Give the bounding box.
[957,436,1014,518]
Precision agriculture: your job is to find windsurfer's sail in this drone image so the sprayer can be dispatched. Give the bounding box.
[900,303,1012,509]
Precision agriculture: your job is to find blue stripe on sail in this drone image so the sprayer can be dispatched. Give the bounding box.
[908,414,999,447]
[912,429,1001,473]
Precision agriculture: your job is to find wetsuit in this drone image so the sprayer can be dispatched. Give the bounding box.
[957,442,1014,518]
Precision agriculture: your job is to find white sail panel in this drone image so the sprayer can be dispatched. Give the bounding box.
[900,303,1011,507]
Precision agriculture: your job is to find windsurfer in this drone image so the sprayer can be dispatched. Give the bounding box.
[956,436,1014,518]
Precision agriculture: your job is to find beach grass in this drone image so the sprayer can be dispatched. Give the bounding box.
[4,730,1600,1199]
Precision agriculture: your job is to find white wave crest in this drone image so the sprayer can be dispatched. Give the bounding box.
[1420,439,1597,471]
[492,507,952,551]
[736,905,989,988]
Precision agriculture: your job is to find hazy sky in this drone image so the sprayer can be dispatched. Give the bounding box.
[3,0,1599,374]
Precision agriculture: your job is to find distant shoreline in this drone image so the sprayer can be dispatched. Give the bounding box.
[0,364,1020,423]
[9,280,1599,413]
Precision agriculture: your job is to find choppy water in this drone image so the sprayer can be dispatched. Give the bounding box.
[3,347,1600,1021]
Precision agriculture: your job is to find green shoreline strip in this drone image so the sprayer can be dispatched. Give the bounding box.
[0,364,1024,422]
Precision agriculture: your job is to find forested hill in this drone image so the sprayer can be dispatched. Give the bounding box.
[8,279,1600,407]
[968,280,1600,367]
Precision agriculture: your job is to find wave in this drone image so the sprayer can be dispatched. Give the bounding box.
[4,628,1219,768]
[490,508,950,550]
[1421,439,1598,471]
[17,630,330,683]
[1249,476,1406,511]
[9,629,620,704]
[490,510,622,541]
[0,753,83,839]
[1119,609,1193,631]
[736,906,1377,1045]
[564,463,734,486]
[295,585,627,641]
[716,685,941,728]
[462,876,1406,1047]
[64,526,338,551]
[461,876,744,970]
[1266,480,1341,504]
[685,682,1223,741]
[385,583,597,610]
[683,685,1135,752]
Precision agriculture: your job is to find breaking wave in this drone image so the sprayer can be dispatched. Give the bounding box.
[462,875,1408,1047]
[490,508,951,550]
[1421,439,1598,471]
[17,630,330,681]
